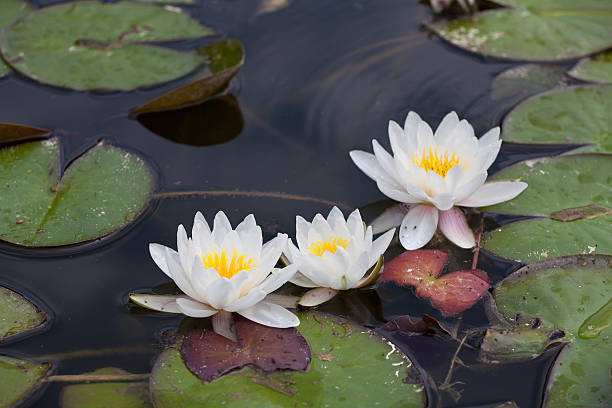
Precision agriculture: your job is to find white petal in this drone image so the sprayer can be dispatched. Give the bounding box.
[345,252,371,289]
[478,126,500,149]
[299,288,339,307]
[346,209,364,237]
[349,150,391,182]
[212,211,233,244]
[129,294,184,313]
[434,111,459,144]
[254,264,298,294]
[258,233,288,275]
[224,289,268,312]
[237,302,300,328]
[212,311,236,341]
[290,271,319,288]
[202,277,237,310]
[166,247,201,301]
[457,181,528,207]
[404,111,422,138]
[149,243,173,278]
[370,204,408,235]
[176,224,192,273]
[370,228,395,265]
[378,180,422,203]
[416,120,434,150]
[444,165,464,192]
[388,120,413,161]
[176,298,218,318]
[311,214,334,239]
[454,172,488,203]
[372,139,400,180]
[430,193,456,211]
[326,206,345,226]
[295,216,311,251]
[296,267,333,288]
[438,207,475,248]
[236,214,262,254]
[399,204,439,250]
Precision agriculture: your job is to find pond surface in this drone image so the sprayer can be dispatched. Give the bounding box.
[0,0,586,406]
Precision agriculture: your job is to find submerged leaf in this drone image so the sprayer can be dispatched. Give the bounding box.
[0,1,213,90]
[0,355,52,408]
[500,85,612,153]
[381,250,489,315]
[0,122,50,144]
[0,137,153,246]
[429,1,612,61]
[569,50,612,84]
[133,40,245,114]
[151,312,426,407]
[180,316,310,383]
[0,286,46,343]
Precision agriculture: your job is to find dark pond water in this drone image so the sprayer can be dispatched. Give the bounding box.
[0,0,579,406]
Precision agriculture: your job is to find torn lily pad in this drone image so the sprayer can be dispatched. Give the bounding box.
[500,85,612,153]
[0,285,47,343]
[59,368,152,408]
[380,250,490,315]
[181,316,310,383]
[485,255,612,407]
[428,1,612,61]
[0,137,153,246]
[0,0,32,78]
[151,312,426,407]
[569,50,612,84]
[133,40,245,115]
[0,1,213,90]
[482,154,611,262]
[0,355,52,408]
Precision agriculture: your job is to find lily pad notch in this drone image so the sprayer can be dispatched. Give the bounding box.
[0,135,154,247]
[0,284,50,344]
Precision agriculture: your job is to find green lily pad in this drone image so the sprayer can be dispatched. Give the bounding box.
[428,1,612,61]
[569,50,612,84]
[487,255,612,407]
[0,0,33,78]
[60,368,152,408]
[0,285,46,343]
[0,1,213,90]
[0,137,153,247]
[0,355,52,408]
[150,312,426,407]
[491,64,567,102]
[483,154,611,216]
[500,85,612,153]
[483,216,610,263]
[133,39,245,115]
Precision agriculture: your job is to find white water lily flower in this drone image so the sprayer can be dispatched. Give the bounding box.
[349,111,527,250]
[130,211,299,330]
[284,207,395,306]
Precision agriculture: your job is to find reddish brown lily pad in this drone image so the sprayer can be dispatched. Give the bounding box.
[180,316,310,383]
[381,249,490,315]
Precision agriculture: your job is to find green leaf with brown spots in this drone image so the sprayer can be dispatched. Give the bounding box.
[0,285,46,343]
[0,355,52,408]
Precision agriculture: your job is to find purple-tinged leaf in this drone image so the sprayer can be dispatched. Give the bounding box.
[380,249,448,286]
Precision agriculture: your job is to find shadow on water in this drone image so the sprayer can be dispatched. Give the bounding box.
[0,0,570,407]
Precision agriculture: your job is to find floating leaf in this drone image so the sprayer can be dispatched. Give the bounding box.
[0,1,213,91]
[181,316,310,383]
[0,122,50,144]
[483,217,610,263]
[483,154,611,217]
[59,368,152,408]
[569,50,612,84]
[151,312,426,407]
[381,250,490,315]
[0,285,46,343]
[137,94,243,146]
[0,355,52,408]
[0,0,33,78]
[500,85,612,153]
[0,137,153,246]
[133,40,244,114]
[479,325,558,362]
[428,1,612,61]
[491,64,567,101]
[381,314,452,338]
[486,255,612,407]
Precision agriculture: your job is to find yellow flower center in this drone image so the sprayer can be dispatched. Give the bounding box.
[202,249,256,279]
[413,148,459,178]
[307,236,348,257]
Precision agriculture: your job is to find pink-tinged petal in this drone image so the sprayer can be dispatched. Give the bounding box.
[399,205,439,250]
[417,270,490,315]
[378,180,422,203]
[349,150,390,182]
[380,249,448,286]
[438,207,475,248]
[212,211,233,244]
[298,288,339,307]
[370,204,408,235]
[290,271,319,288]
[149,243,174,278]
[224,290,267,312]
[176,297,218,318]
[430,193,456,211]
[434,111,459,144]
[478,126,500,149]
[129,294,184,313]
[238,302,300,328]
[453,172,488,203]
[456,181,528,207]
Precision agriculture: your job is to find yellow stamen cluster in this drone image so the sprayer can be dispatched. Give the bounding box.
[413,148,459,178]
[202,249,255,279]
[307,236,348,257]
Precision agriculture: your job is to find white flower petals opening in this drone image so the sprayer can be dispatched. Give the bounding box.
[350,111,528,249]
